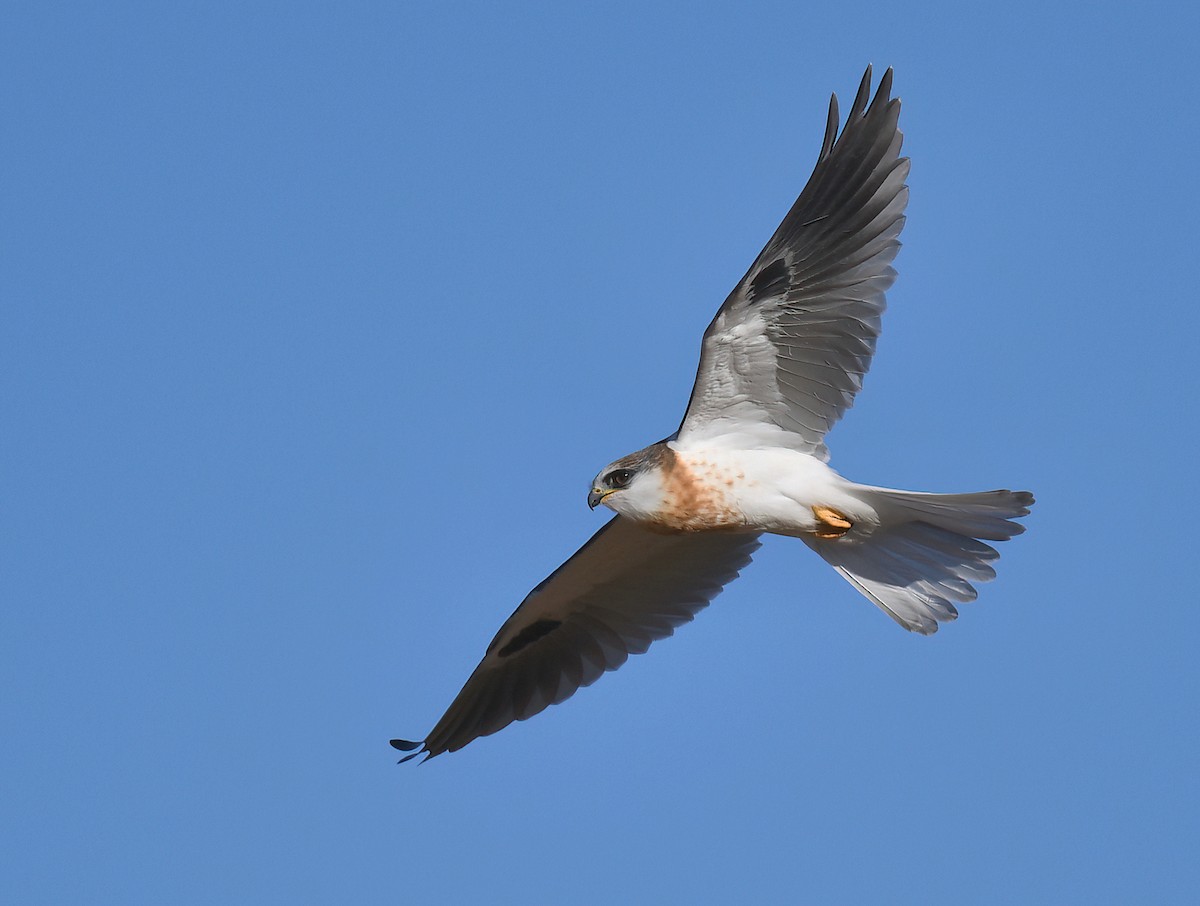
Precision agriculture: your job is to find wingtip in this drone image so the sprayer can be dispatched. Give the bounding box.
[875,66,894,106]
[823,64,890,161]
[850,64,873,119]
[391,738,434,764]
[819,92,840,162]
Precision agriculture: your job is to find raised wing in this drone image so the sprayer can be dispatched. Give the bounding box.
[392,518,760,761]
[677,66,909,460]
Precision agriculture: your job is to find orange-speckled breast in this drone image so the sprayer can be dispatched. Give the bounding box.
[652,451,747,533]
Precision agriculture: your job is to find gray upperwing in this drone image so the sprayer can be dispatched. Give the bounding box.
[678,66,909,460]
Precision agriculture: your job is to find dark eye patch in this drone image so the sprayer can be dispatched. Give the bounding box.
[606,468,635,489]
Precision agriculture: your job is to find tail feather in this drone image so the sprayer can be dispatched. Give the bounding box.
[805,488,1033,634]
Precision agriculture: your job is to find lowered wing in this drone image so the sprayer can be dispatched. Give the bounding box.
[393,517,760,761]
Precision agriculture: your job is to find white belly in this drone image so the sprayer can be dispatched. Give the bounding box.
[664,443,877,536]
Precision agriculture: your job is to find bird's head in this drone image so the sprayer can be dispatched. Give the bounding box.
[588,442,671,519]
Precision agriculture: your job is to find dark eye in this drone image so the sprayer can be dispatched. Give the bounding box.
[606,468,635,489]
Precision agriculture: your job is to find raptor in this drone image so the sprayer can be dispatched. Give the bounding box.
[394,67,1033,762]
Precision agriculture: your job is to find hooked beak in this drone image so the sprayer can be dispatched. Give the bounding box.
[588,488,609,510]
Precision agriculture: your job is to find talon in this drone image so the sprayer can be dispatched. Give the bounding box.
[812,505,852,539]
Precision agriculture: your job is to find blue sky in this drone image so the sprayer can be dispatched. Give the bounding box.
[4,2,1198,903]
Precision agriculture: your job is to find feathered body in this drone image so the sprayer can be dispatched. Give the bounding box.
[599,440,862,536]
[595,437,1030,634]
[395,67,1034,762]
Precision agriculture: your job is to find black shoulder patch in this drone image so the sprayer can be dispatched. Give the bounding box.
[747,258,790,303]
[497,618,562,658]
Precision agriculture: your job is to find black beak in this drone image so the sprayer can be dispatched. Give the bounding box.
[587,488,605,509]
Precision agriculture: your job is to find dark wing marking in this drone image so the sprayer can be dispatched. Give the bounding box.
[677,66,909,461]
[393,517,760,761]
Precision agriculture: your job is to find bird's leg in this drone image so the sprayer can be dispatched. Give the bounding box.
[811,505,853,539]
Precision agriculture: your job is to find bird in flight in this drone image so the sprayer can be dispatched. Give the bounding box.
[394,66,1033,763]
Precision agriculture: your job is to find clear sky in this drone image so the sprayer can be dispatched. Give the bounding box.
[4,2,1198,903]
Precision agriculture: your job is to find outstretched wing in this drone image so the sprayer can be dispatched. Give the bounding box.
[677,66,909,461]
[392,517,760,761]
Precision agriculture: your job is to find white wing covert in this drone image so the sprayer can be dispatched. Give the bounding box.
[677,66,909,460]
[393,517,760,761]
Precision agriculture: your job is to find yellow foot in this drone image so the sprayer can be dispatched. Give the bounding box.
[811,505,853,539]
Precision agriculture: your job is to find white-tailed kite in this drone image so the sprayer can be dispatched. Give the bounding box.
[394,67,1033,763]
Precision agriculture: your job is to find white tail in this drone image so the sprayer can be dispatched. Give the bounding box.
[804,488,1034,634]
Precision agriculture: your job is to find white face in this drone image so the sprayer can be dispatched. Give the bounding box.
[589,462,666,521]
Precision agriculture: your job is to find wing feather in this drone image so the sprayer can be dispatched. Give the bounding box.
[393,517,761,760]
[677,66,909,459]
